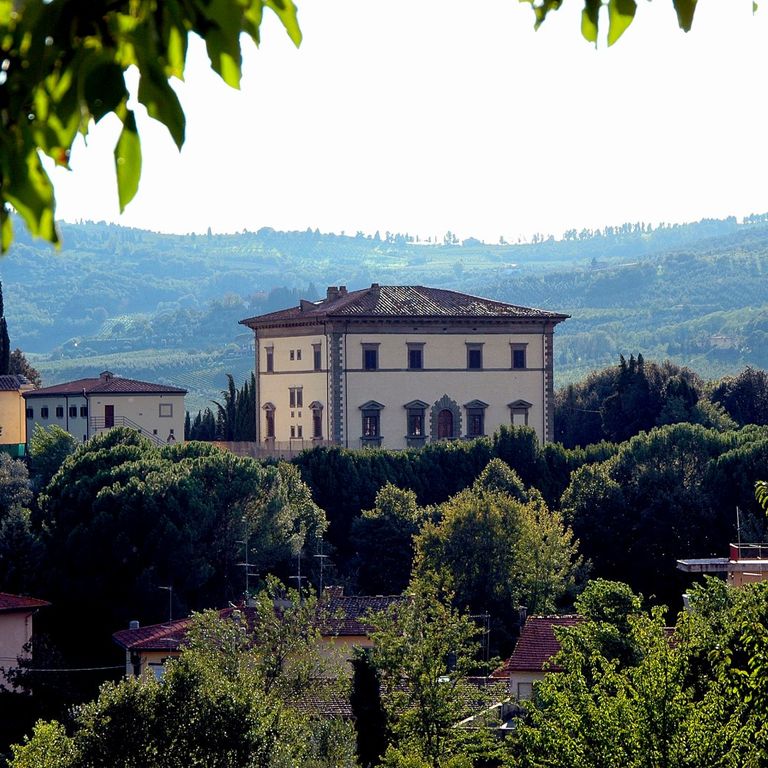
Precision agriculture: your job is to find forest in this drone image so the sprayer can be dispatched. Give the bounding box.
[4,214,768,411]
[3,354,768,766]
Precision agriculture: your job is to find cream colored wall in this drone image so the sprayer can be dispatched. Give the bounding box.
[258,333,329,442]
[509,671,545,699]
[89,393,185,443]
[344,331,546,449]
[0,390,27,445]
[0,612,33,688]
[26,393,185,444]
[25,394,89,443]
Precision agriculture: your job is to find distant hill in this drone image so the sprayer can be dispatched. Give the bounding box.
[4,214,768,411]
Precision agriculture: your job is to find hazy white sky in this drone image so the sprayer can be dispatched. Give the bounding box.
[47,0,768,243]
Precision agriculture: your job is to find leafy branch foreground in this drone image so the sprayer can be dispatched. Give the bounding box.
[1,0,702,252]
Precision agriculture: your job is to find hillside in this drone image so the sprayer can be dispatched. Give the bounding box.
[4,215,768,411]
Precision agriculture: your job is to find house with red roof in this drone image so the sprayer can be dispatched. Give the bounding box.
[240,284,568,450]
[23,370,186,446]
[492,614,581,700]
[113,587,404,679]
[0,592,50,688]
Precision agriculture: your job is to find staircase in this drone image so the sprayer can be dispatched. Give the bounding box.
[89,416,165,446]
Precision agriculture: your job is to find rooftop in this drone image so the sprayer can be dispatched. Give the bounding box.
[0,375,33,392]
[0,592,50,613]
[113,589,404,652]
[492,615,581,677]
[24,370,187,398]
[241,284,569,328]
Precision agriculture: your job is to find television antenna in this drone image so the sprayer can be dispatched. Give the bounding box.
[314,539,329,596]
[289,550,305,604]
[158,585,173,624]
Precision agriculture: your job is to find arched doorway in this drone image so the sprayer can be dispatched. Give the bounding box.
[437,409,453,439]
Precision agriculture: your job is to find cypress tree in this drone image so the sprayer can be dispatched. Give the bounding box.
[0,282,10,375]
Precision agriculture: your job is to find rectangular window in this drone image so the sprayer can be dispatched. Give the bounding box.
[296,349,302,361]
[266,410,275,438]
[313,409,323,439]
[26,407,33,419]
[290,350,295,361]
[41,406,49,419]
[69,406,77,418]
[159,403,173,418]
[297,425,303,438]
[80,406,88,418]
[313,344,322,371]
[467,344,483,370]
[266,347,274,373]
[289,387,303,409]
[511,345,527,369]
[55,406,64,418]
[363,345,379,371]
[408,411,424,437]
[290,425,296,438]
[362,412,380,437]
[467,410,485,437]
[408,344,424,370]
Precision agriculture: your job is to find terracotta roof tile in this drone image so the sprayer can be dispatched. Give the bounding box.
[25,372,186,398]
[0,592,50,612]
[241,285,568,327]
[492,615,581,677]
[113,593,405,652]
[0,375,33,391]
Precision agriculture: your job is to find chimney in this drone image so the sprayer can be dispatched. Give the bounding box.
[129,619,140,630]
[518,605,527,627]
[326,286,339,302]
[323,585,344,599]
[100,370,113,381]
[339,285,348,296]
[370,282,381,299]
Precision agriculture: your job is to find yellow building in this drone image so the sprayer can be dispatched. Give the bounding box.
[0,375,36,457]
[23,371,186,446]
[240,284,568,449]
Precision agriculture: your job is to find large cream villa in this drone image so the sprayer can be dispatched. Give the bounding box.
[23,371,186,446]
[240,284,568,449]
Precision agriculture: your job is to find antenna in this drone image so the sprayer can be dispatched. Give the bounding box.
[314,539,329,596]
[289,550,305,604]
[469,612,491,662]
[737,506,742,552]
[158,585,173,624]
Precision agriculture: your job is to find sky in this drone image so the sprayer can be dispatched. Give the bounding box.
[46,0,768,244]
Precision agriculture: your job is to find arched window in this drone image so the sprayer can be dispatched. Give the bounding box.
[437,409,453,439]
[262,402,276,441]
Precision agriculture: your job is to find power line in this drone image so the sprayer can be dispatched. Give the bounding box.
[15,665,124,673]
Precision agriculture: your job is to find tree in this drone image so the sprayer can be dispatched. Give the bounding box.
[415,466,581,655]
[9,585,353,768]
[351,484,428,595]
[0,0,301,251]
[27,424,77,492]
[369,573,487,768]
[0,282,9,375]
[9,349,41,388]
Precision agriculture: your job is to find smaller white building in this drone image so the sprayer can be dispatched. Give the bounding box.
[23,371,186,445]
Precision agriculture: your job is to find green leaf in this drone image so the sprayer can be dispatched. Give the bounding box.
[0,207,12,254]
[114,109,142,212]
[607,0,636,45]
[265,0,302,46]
[136,61,186,149]
[200,0,244,88]
[6,147,58,246]
[673,0,698,32]
[83,57,128,123]
[581,0,602,45]
[519,0,564,30]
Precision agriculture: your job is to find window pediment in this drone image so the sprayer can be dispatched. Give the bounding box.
[508,399,533,409]
[464,399,489,410]
[262,401,276,411]
[359,400,385,411]
[403,399,429,410]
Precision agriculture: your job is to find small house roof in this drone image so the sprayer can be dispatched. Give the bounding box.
[0,592,50,613]
[113,589,405,652]
[0,375,34,392]
[24,371,186,398]
[492,615,582,677]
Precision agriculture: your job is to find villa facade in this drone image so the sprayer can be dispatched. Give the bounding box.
[240,284,568,449]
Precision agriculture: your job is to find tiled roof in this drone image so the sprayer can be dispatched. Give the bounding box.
[492,615,582,677]
[241,285,568,327]
[322,592,405,636]
[24,371,186,398]
[0,375,32,391]
[113,591,405,652]
[0,592,50,612]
